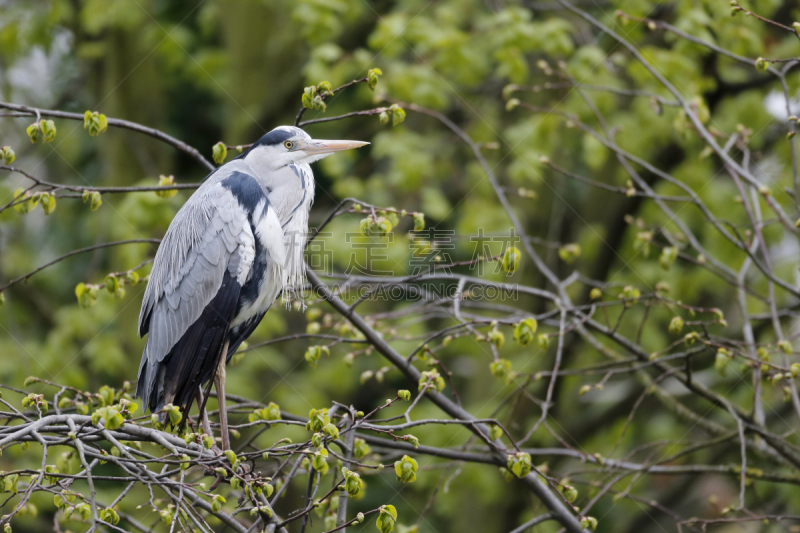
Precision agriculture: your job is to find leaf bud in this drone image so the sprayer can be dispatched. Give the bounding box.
[558,243,581,264]
[507,452,532,478]
[502,246,521,274]
[394,455,418,483]
[367,68,382,90]
[0,146,15,165]
[211,142,227,165]
[668,316,684,335]
[156,175,178,198]
[83,111,108,136]
[389,104,405,126]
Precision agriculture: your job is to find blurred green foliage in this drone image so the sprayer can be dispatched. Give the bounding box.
[2,0,800,532]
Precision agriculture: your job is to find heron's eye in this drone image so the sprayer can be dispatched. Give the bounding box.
[284,141,294,149]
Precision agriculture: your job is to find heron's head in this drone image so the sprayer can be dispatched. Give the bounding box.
[243,126,369,171]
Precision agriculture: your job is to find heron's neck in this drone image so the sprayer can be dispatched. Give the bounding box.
[242,159,314,299]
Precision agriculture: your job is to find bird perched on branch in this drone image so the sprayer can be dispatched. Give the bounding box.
[135,126,368,449]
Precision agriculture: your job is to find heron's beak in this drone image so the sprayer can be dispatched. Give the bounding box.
[298,139,370,155]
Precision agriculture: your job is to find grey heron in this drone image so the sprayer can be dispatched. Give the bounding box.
[135,125,368,449]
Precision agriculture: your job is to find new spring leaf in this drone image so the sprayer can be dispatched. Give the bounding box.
[342,468,364,496]
[156,175,178,198]
[376,504,397,533]
[507,452,532,478]
[1,146,14,165]
[502,246,521,274]
[394,455,418,483]
[513,318,537,346]
[367,68,382,90]
[83,111,108,136]
[212,142,227,165]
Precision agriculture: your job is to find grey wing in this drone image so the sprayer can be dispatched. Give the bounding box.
[136,183,255,410]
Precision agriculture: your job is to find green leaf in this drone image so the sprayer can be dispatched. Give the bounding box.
[159,508,173,524]
[212,142,227,165]
[12,188,35,214]
[561,484,578,502]
[620,286,641,306]
[487,328,505,348]
[404,434,420,447]
[164,403,182,426]
[104,275,120,294]
[40,120,56,142]
[3,473,19,493]
[84,111,108,136]
[342,468,364,496]
[305,408,330,432]
[394,455,418,483]
[155,175,178,199]
[323,422,339,440]
[97,407,124,430]
[558,243,581,264]
[1,146,15,165]
[354,438,371,459]
[376,216,393,236]
[668,316,684,335]
[412,212,425,231]
[75,283,98,309]
[389,104,405,126]
[659,246,678,270]
[502,246,521,274]
[100,507,120,525]
[506,452,532,478]
[40,193,56,215]
[26,122,40,143]
[312,451,329,475]
[211,494,226,513]
[489,359,512,380]
[302,86,318,109]
[305,346,321,368]
[376,505,397,533]
[580,516,598,530]
[224,449,239,470]
[418,370,445,393]
[367,68,382,90]
[76,502,91,521]
[513,318,537,346]
[318,80,333,96]
[251,401,281,422]
[82,190,103,211]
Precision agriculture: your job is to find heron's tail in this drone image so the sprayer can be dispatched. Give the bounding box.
[135,272,241,424]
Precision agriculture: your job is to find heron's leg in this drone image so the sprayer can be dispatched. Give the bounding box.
[195,386,214,439]
[214,341,231,451]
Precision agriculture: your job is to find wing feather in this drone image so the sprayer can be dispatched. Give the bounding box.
[136,169,263,411]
